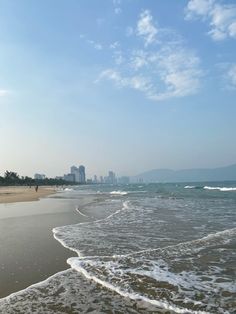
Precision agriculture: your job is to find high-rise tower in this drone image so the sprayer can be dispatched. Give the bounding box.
[78,165,86,183]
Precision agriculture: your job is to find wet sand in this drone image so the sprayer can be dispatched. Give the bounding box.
[0,186,56,204]
[0,193,89,298]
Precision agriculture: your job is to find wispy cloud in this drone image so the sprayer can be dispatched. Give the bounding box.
[79,35,103,50]
[87,40,103,50]
[109,41,120,49]
[97,10,202,102]
[113,0,122,15]
[136,10,158,46]
[99,69,152,94]
[185,0,236,41]
[227,64,236,89]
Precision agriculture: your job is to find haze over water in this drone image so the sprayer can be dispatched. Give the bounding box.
[0,182,235,313]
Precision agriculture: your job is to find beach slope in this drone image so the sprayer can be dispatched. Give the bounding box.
[0,186,55,204]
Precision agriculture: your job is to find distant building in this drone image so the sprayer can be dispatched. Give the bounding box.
[70,165,86,183]
[78,165,86,183]
[63,173,75,182]
[34,173,46,180]
[105,171,116,184]
[93,175,98,184]
[100,176,104,184]
[71,166,80,182]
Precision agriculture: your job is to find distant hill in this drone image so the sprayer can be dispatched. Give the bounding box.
[133,164,236,183]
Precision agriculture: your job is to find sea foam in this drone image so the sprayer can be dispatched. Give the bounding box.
[204,186,236,191]
[110,190,128,195]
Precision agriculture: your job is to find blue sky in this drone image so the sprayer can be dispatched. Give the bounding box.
[0,0,236,178]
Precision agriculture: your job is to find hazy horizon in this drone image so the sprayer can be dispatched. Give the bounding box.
[1,0,236,178]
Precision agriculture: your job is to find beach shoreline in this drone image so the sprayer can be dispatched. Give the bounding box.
[0,186,56,204]
[0,189,90,298]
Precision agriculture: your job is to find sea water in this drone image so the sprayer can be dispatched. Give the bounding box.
[0,183,235,313]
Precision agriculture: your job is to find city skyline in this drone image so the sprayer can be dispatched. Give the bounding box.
[0,0,236,177]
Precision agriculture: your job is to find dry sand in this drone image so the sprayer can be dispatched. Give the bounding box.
[0,186,56,204]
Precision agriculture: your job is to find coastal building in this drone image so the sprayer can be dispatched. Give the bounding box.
[34,173,46,180]
[104,171,116,184]
[70,166,79,182]
[63,173,75,182]
[70,165,86,183]
[93,175,98,184]
[78,165,86,183]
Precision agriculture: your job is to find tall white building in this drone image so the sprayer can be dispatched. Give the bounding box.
[78,165,86,183]
[70,165,86,183]
[71,166,80,182]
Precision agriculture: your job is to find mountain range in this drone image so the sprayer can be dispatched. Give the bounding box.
[133,164,236,183]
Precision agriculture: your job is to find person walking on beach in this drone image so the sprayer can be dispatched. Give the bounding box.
[35,185,39,192]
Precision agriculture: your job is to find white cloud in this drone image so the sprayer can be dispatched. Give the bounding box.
[110,41,120,49]
[229,21,236,37]
[227,64,236,89]
[185,0,215,19]
[99,46,202,101]
[130,50,148,70]
[185,0,236,41]
[113,0,122,14]
[97,10,202,102]
[149,48,201,100]
[99,69,152,95]
[80,36,103,51]
[114,8,122,15]
[94,43,103,50]
[113,51,124,65]
[137,10,158,46]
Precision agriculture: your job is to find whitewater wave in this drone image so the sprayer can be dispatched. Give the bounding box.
[184,185,196,189]
[124,227,236,258]
[204,186,236,191]
[63,187,74,191]
[1,186,235,314]
[68,258,207,314]
[110,191,128,195]
[184,185,236,191]
[75,207,92,218]
[55,195,236,314]
[53,200,133,257]
[66,227,236,314]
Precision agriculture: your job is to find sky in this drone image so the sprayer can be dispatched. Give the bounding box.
[0,0,236,178]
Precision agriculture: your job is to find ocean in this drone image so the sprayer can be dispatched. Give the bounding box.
[0,182,235,313]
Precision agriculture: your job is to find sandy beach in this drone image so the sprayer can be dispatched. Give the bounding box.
[0,186,56,204]
[0,188,88,298]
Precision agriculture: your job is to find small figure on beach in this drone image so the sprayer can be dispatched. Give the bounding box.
[35,185,39,192]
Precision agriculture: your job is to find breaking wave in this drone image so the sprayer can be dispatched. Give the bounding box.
[110,190,128,195]
[204,186,236,191]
